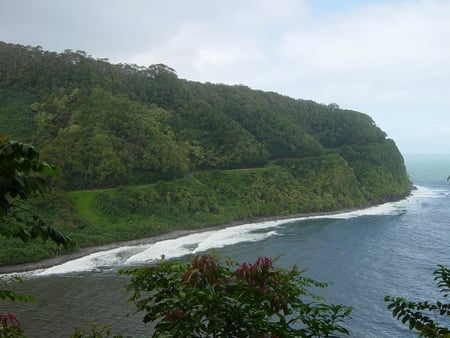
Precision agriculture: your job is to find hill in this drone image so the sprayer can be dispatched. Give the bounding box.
[0,42,412,265]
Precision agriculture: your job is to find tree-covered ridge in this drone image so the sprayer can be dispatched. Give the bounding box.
[0,41,408,193]
[0,41,412,264]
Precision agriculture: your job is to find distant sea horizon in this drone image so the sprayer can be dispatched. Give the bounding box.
[403,153,450,183]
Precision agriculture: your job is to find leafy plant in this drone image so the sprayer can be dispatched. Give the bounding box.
[0,276,31,337]
[71,322,126,338]
[0,312,25,338]
[121,254,352,337]
[0,137,75,337]
[385,265,450,337]
[0,136,74,247]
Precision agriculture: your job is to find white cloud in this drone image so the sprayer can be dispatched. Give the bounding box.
[0,0,449,153]
[122,0,310,84]
[276,1,450,100]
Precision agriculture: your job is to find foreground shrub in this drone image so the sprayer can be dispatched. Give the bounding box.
[385,265,450,337]
[121,254,352,337]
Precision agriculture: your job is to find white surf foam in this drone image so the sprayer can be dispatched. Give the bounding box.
[35,246,135,276]
[193,223,280,253]
[412,185,448,198]
[16,188,433,276]
[125,231,214,264]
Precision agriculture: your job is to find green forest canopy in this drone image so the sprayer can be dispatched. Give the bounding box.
[0,41,412,265]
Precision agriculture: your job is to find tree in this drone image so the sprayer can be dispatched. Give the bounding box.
[121,254,352,337]
[0,136,74,246]
[0,136,74,337]
[385,265,450,337]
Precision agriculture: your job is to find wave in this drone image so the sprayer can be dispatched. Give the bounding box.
[412,185,449,198]
[14,185,439,276]
[33,246,136,276]
[125,231,214,264]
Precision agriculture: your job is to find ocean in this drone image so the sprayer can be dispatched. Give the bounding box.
[4,154,450,337]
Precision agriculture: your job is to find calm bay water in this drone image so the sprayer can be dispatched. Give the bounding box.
[4,154,450,337]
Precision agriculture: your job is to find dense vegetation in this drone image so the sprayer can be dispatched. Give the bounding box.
[0,136,446,337]
[0,41,412,265]
[0,138,75,337]
[121,254,352,337]
[0,138,353,337]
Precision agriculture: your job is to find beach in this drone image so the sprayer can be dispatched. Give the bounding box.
[0,205,388,274]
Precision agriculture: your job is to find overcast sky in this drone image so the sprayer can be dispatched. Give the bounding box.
[1,0,449,155]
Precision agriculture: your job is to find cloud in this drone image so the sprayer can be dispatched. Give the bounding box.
[123,0,310,83]
[277,1,450,101]
[0,0,449,153]
[118,1,450,116]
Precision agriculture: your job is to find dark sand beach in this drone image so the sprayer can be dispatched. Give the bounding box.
[0,207,373,274]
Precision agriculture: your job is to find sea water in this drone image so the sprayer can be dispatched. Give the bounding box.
[4,154,450,337]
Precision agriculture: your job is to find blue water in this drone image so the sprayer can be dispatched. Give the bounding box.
[4,154,450,337]
[220,189,450,337]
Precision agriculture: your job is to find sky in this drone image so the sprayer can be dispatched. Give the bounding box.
[1,0,449,155]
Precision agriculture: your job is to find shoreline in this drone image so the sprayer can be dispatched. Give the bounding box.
[0,197,408,274]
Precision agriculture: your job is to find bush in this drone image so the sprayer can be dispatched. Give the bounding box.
[121,254,352,337]
[385,265,450,337]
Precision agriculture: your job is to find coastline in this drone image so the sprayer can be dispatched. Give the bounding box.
[0,197,409,274]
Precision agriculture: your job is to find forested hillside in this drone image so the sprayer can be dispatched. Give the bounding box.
[0,42,412,264]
